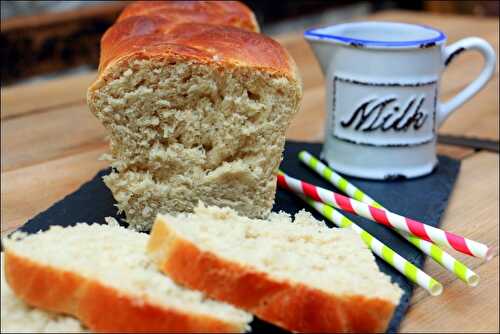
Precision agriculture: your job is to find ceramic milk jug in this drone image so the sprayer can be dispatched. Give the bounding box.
[305,21,496,179]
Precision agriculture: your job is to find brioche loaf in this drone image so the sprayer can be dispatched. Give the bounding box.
[1,254,88,333]
[148,204,403,333]
[87,1,302,230]
[2,223,252,332]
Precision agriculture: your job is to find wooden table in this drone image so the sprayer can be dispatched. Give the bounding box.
[1,10,498,332]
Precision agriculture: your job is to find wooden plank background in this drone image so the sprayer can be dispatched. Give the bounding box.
[1,10,498,332]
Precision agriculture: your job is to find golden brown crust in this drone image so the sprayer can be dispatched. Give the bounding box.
[4,250,245,333]
[99,23,294,77]
[117,1,259,32]
[94,1,299,85]
[148,220,397,333]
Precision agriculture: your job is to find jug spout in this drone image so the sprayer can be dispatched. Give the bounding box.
[304,38,334,75]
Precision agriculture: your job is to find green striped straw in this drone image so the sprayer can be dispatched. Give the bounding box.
[299,151,383,208]
[302,195,443,296]
[299,150,479,287]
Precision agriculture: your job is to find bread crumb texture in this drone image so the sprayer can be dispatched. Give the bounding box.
[88,59,301,231]
[2,223,252,332]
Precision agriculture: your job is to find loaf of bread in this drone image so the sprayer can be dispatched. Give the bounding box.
[1,254,88,333]
[148,204,403,333]
[87,1,302,231]
[2,223,252,332]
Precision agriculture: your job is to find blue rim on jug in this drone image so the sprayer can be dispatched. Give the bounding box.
[304,21,446,49]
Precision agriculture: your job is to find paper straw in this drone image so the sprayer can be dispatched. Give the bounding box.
[298,194,443,296]
[298,151,479,286]
[277,171,492,260]
[299,150,383,208]
[401,231,479,286]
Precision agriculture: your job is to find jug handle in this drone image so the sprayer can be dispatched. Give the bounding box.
[436,37,496,128]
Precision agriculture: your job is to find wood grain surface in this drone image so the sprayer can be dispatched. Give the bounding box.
[1,10,498,333]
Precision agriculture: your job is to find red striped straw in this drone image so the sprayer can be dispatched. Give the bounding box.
[277,171,493,260]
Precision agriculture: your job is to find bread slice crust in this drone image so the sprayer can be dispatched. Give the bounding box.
[148,217,397,333]
[4,250,246,333]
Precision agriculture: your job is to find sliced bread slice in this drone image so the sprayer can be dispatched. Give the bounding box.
[148,204,403,333]
[1,253,88,333]
[2,223,252,333]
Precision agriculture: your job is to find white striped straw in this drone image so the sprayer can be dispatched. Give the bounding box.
[277,171,492,260]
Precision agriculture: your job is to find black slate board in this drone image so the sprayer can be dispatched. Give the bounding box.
[9,141,461,333]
